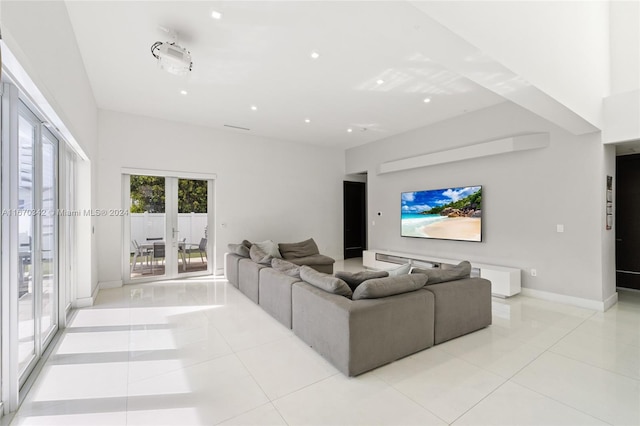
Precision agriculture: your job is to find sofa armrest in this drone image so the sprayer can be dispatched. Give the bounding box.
[224,253,244,288]
[238,258,267,303]
[423,277,492,344]
[259,267,300,328]
[292,282,434,376]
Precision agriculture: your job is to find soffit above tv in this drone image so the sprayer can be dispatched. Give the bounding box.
[379,133,549,174]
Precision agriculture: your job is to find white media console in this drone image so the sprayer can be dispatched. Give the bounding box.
[363,249,521,298]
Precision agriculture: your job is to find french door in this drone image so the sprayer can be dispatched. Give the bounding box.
[123,172,215,283]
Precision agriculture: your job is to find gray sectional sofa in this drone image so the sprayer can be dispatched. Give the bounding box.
[292,278,436,376]
[224,241,492,376]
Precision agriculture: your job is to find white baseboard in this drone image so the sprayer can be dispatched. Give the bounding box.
[521,288,618,312]
[99,280,123,289]
[72,284,100,308]
[617,286,640,293]
[72,297,93,308]
[603,292,619,311]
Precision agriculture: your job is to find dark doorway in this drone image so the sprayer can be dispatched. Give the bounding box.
[344,181,366,259]
[616,154,640,290]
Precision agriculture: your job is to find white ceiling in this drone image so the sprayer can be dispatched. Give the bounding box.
[66,1,507,148]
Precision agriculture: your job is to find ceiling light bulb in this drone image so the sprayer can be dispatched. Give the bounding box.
[347,128,353,133]
[211,10,222,19]
[305,119,311,123]
[423,97,431,103]
[251,105,257,111]
[376,79,384,85]
[310,51,320,60]
[180,90,188,95]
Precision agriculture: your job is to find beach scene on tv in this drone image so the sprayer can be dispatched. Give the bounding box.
[401,186,482,242]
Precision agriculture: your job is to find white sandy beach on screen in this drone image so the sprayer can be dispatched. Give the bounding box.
[420,217,481,240]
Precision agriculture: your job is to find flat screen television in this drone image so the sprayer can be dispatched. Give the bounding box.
[401,185,482,242]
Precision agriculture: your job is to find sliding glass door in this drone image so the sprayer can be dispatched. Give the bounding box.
[17,111,36,376]
[125,173,213,283]
[2,72,71,413]
[40,130,58,347]
[16,102,59,386]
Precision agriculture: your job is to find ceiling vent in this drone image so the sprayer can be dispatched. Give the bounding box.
[150,28,193,76]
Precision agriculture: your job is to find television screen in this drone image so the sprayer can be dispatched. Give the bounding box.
[401,186,482,242]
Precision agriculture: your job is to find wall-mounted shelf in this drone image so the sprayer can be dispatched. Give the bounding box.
[363,249,521,298]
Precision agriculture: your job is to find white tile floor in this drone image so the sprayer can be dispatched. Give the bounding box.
[7,259,640,425]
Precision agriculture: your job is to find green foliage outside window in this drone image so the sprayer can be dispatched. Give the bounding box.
[130,176,207,213]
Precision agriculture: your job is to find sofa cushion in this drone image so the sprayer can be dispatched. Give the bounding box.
[242,239,253,248]
[286,254,334,266]
[227,243,250,258]
[271,258,301,279]
[255,240,282,258]
[335,270,389,291]
[411,261,471,284]
[386,263,412,276]
[249,244,273,265]
[279,238,320,259]
[352,274,428,300]
[300,265,352,297]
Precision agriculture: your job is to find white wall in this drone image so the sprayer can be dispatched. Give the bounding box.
[600,143,616,305]
[610,0,640,95]
[414,1,609,130]
[0,1,98,159]
[347,102,614,304]
[603,1,640,144]
[97,110,345,284]
[0,1,99,300]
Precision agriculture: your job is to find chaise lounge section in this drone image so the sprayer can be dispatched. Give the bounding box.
[225,237,334,291]
[425,278,492,344]
[292,278,435,376]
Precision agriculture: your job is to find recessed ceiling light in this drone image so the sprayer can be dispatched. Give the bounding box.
[250,105,257,111]
[376,79,385,85]
[423,97,431,103]
[180,90,188,95]
[211,10,222,20]
[305,119,311,123]
[310,51,320,60]
[347,128,353,133]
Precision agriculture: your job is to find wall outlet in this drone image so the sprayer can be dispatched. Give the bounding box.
[556,224,564,233]
[531,269,537,277]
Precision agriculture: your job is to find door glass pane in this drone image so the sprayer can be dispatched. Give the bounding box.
[177,179,208,274]
[129,175,166,279]
[41,135,57,343]
[18,115,36,375]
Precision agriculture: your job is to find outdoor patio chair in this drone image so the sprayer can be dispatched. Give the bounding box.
[131,240,151,273]
[195,238,207,262]
[151,242,166,273]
